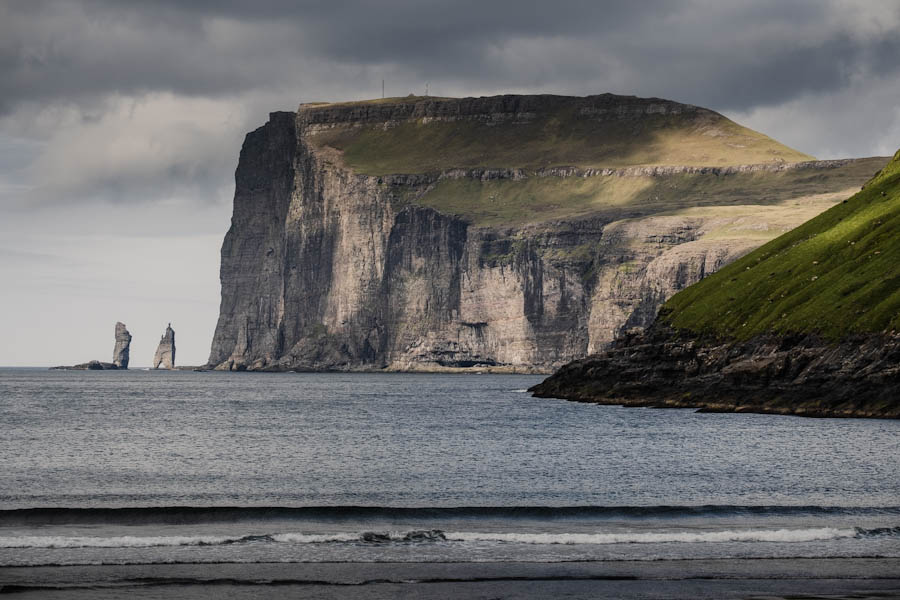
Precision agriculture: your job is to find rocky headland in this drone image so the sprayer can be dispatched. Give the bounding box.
[207,93,888,372]
[531,150,900,418]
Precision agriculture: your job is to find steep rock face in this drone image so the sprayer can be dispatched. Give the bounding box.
[207,97,881,372]
[529,322,900,418]
[112,322,131,368]
[153,324,176,370]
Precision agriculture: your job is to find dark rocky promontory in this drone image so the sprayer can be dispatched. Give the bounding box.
[530,323,900,418]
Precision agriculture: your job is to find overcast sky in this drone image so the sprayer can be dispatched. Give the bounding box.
[2,0,898,366]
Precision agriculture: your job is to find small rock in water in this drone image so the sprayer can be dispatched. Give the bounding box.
[403,529,447,542]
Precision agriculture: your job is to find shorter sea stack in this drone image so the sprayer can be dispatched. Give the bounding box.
[532,149,900,419]
[153,324,176,369]
[112,322,132,368]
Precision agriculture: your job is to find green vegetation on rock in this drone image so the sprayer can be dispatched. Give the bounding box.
[662,149,900,339]
[308,97,812,175]
[411,158,884,227]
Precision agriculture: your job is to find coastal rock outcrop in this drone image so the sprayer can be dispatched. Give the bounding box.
[207,94,886,372]
[153,324,176,370]
[529,322,900,418]
[112,322,131,368]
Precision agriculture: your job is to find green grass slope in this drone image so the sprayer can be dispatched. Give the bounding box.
[413,158,885,227]
[308,95,813,175]
[662,149,900,339]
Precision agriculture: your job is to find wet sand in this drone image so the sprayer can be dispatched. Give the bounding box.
[2,558,900,599]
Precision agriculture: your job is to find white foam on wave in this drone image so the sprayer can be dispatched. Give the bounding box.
[447,527,857,545]
[0,527,860,549]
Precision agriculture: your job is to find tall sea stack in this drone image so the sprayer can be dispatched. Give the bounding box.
[153,324,175,370]
[112,322,131,368]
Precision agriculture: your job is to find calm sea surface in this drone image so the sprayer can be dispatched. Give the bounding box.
[1,368,899,567]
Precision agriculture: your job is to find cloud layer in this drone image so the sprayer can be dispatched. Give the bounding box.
[2,0,899,209]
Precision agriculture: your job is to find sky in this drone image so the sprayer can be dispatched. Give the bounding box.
[2,0,899,367]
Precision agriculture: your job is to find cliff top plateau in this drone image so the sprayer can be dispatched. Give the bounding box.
[301,93,814,175]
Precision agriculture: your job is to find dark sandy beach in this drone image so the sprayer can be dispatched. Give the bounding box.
[3,558,900,599]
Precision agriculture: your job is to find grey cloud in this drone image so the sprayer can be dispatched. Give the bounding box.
[5,1,896,113]
[1,0,898,210]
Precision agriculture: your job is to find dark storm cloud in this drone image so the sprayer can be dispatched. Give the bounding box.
[1,0,898,208]
[4,0,897,114]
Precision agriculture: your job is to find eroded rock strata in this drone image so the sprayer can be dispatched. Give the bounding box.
[529,321,900,418]
[208,95,884,372]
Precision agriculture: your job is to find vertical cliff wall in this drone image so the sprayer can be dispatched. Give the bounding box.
[208,95,886,372]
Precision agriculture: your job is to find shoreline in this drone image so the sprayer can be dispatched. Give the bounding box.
[3,558,899,599]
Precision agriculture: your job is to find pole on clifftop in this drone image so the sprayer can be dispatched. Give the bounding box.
[382,79,384,98]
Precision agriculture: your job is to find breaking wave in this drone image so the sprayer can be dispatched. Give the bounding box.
[2,526,893,549]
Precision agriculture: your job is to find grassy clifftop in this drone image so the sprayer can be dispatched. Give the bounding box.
[662,149,900,339]
[413,158,885,227]
[305,94,813,175]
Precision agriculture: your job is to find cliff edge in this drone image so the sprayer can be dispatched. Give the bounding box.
[531,149,900,417]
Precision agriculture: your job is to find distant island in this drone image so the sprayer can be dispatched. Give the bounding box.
[206,93,887,372]
[531,149,900,418]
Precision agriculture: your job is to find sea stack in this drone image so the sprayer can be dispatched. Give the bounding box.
[112,322,132,368]
[152,323,176,369]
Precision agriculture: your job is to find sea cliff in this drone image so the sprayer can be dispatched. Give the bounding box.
[207,94,886,372]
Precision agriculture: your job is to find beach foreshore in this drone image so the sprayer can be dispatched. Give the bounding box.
[2,558,899,599]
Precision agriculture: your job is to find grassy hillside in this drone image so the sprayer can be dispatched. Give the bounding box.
[308,96,813,175]
[412,158,885,227]
[662,149,900,339]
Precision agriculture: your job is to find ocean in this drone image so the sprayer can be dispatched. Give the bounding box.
[2,368,899,598]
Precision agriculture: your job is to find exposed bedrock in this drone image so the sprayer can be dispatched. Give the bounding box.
[529,321,900,419]
[112,322,132,369]
[207,98,883,372]
[153,324,176,370]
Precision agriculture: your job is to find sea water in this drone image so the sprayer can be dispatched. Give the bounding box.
[1,368,899,568]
